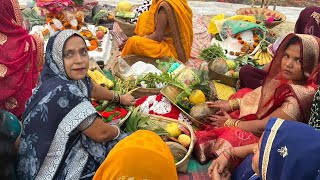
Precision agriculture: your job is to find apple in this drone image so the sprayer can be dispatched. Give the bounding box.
[96,30,104,40]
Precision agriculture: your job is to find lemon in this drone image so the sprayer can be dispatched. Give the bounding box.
[165,123,182,138]
[189,90,206,105]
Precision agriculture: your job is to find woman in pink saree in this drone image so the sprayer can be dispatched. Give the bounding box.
[0,0,44,119]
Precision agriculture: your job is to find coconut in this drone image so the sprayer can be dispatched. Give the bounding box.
[208,58,228,74]
[161,85,183,102]
[189,102,219,123]
[166,141,188,163]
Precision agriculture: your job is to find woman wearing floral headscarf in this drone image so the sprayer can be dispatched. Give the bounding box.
[0,0,44,119]
[17,30,135,179]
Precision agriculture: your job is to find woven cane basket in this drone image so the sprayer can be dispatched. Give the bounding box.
[114,17,136,37]
[148,114,196,173]
[236,7,286,29]
[118,55,171,99]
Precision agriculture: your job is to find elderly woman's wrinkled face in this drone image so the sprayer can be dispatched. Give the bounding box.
[280,43,305,83]
[63,36,89,81]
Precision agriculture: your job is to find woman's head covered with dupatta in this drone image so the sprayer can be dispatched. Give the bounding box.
[252,118,320,179]
[256,33,320,121]
[266,33,319,83]
[42,29,89,82]
[23,30,91,120]
[0,0,43,119]
[295,6,320,38]
[93,130,178,180]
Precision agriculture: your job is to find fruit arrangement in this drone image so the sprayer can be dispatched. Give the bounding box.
[254,41,273,65]
[87,68,114,89]
[208,57,240,79]
[115,1,136,19]
[79,25,108,51]
[79,30,99,51]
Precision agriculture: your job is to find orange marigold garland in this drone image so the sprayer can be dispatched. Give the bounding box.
[80,30,99,51]
[45,11,84,32]
[230,32,260,56]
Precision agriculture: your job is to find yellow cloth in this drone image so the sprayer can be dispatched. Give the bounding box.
[93,130,178,180]
[121,0,193,60]
[208,14,256,35]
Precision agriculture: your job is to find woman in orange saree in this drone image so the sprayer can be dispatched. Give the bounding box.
[121,0,193,63]
[194,33,320,164]
[0,0,44,119]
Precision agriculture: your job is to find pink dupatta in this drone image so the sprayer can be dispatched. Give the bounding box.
[0,0,44,119]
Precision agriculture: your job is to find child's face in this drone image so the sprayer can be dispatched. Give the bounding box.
[252,134,263,175]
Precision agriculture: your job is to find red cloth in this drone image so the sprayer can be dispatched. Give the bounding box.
[194,88,259,164]
[0,0,43,119]
[239,65,267,89]
[136,94,181,119]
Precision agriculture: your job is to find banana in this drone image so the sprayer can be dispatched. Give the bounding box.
[262,52,268,65]
[98,26,108,34]
[265,51,273,63]
[257,51,264,66]
[93,70,114,89]
[254,50,262,65]
[87,70,103,85]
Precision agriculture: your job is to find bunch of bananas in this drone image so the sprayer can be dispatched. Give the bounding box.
[97,26,108,33]
[87,69,114,89]
[254,49,273,66]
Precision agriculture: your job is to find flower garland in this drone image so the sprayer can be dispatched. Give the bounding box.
[229,33,260,56]
[45,11,84,31]
[80,30,99,51]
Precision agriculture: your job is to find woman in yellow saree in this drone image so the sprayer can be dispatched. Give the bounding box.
[121,0,193,63]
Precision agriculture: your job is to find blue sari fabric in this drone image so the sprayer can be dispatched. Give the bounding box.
[234,118,320,180]
[16,30,127,180]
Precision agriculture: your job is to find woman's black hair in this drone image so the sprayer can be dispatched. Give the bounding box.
[285,36,300,49]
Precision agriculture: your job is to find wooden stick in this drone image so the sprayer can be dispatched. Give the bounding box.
[261,0,264,8]
[273,0,277,10]
[265,0,269,9]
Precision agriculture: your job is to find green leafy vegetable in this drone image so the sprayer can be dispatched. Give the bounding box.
[200,43,226,61]
[124,107,149,132]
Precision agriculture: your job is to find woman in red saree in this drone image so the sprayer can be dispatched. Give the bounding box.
[0,0,44,119]
[194,33,320,164]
